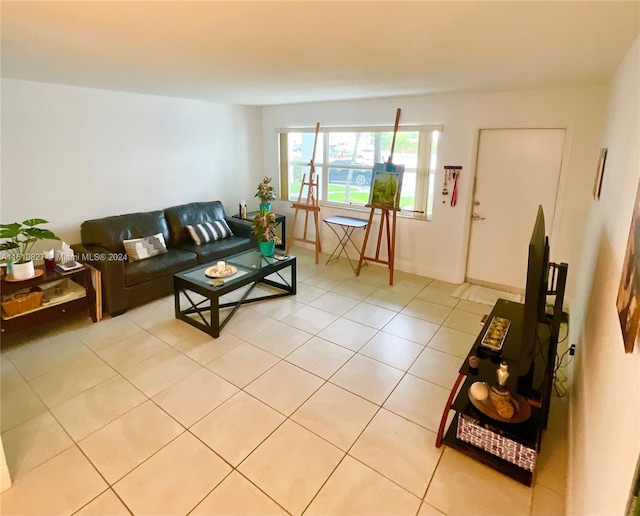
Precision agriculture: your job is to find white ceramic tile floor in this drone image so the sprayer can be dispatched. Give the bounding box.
[0,246,568,515]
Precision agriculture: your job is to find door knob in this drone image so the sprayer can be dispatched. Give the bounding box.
[472,213,486,221]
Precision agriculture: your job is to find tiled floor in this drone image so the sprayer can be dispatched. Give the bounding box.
[0,247,567,515]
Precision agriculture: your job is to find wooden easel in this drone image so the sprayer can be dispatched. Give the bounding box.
[356,205,400,285]
[286,122,321,264]
[355,109,402,285]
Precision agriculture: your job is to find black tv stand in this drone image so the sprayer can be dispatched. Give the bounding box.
[435,262,567,486]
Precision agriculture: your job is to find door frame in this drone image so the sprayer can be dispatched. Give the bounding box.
[463,124,574,287]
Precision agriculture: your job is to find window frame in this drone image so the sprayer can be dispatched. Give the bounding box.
[278,124,442,220]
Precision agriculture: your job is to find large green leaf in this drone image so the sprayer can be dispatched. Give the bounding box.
[22,218,49,227]
[23,228,60,240]
[0,242,19,251]
[0,223,21,238]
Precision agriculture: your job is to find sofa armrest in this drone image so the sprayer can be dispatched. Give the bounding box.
[226,217,257,245]
[71,243,128,314]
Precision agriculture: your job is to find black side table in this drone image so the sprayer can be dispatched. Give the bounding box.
[1,265,98,334]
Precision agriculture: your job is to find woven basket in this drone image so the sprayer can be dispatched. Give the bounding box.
[2,291,43,318]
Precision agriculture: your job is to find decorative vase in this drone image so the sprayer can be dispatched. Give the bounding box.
[259,203,272,212]
[497,361,510,386]
[12,260,35,280]
[259,241,275,257]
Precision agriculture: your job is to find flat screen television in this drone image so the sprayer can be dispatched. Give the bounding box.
[520,205,550,378]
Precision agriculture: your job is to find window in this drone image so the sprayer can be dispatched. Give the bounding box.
[279,125,441,220]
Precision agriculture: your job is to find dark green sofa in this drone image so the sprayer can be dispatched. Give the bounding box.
[72,201,256,315]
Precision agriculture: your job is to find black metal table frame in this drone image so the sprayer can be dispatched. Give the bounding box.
[323,216,368,272]
[174,255,296,338]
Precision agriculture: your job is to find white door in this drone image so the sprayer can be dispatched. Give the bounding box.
[466,128,566,290]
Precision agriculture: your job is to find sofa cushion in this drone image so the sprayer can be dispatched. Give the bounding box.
[124,248,197,287]
[186,220,233,245]
[176,236,253,264]
[165,201,230,246]
[123,233,168,262]
[81,210,170,253]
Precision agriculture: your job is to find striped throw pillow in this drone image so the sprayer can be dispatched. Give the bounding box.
[185,220,234,245]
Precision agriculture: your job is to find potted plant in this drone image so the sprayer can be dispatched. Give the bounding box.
[0,218,60,280]
[254,176,277,212]
[252,208,282,257]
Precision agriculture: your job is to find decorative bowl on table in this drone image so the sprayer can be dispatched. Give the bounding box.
[205,264,237,278]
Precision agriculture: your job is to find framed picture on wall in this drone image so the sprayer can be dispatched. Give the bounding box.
[626,454,640,516]
[616,177,640,353]
[593,148,608,200]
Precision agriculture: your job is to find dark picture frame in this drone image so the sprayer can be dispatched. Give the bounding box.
[626,454,640,516]
[616,177,640,353]
[368,163,405,209]
[593,148,608,200]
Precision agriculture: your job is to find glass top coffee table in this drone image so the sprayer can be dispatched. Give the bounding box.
[173,249,296,338]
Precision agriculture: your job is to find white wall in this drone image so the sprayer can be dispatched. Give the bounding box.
[568,37,640,515]
[1,79,263,247]
[263,86,608,307]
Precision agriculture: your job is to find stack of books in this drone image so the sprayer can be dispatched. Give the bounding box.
[55,260,83,274]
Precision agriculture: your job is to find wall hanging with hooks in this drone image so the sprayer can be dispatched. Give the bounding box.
[443,166,462,207]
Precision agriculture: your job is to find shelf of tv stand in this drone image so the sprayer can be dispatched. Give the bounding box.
[443,416,536,486]
[439,298,556,487]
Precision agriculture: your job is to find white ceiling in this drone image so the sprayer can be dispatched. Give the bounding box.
[2,1,638,106]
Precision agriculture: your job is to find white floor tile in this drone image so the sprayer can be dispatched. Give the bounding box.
[96,331,171,372]
[0,446,107,515]
[244,361,323,415]
[2,411,74,479]
[246,320,312,357]
[291,382,378,451]
[174,330,244,365]
[443,309,485,335]
[330,354,404,405]
[359,331,424,371]
[383,313,440,345]
[29,352,117,408]
[350,408,442,497]
[74,489,131,515]
[317,317,378,351]
[113,432,231,515]
[383,374,450,432]
[1,378,48,432]
[309,289,361,315]
[305,455,421,515]
[78,401,183,483]
[120,348,200,397]
[282,305,339,334]
[206,343,280,388]
[285,336,354,379]
[191,471,287,515]
[409,346,462,388]
[424,448,532,516]
[238,420,344,515]
[152,367,238,427]
[50,375,146,441]
[0,254,568,516]
[191,391,285,466]
[343,302,397,330]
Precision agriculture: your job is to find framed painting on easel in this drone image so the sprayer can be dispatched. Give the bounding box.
[369,163,405,209]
